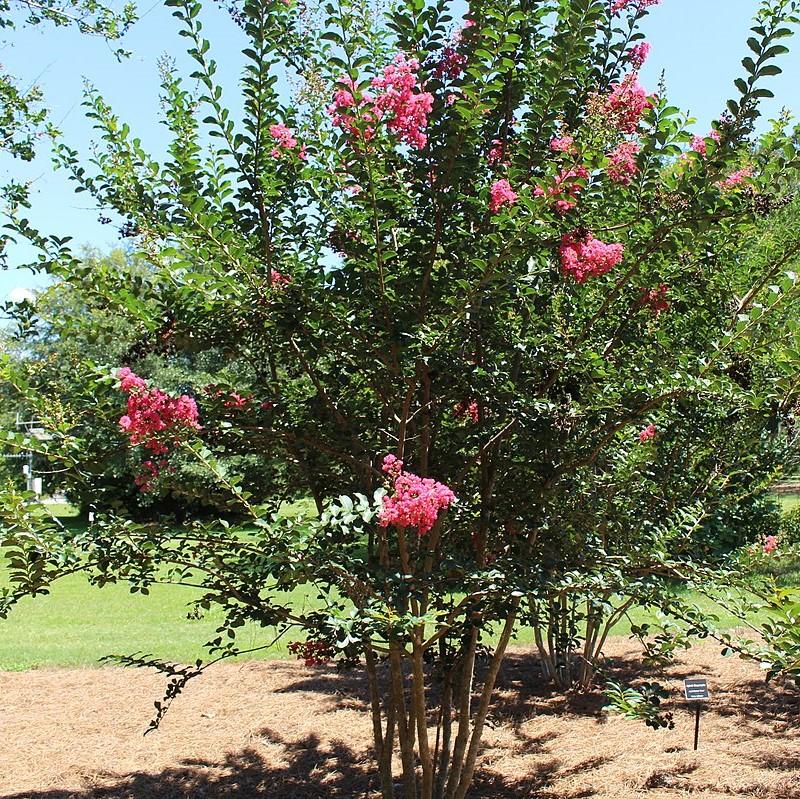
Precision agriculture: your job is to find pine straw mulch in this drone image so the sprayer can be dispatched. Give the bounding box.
[1,638,799,799]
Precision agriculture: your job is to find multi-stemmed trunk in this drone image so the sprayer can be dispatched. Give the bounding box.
[356,510,521,799]
[363,608,518,799]
[529,591,635,692]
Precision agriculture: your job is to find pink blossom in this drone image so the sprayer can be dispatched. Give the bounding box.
[117,368,201,465]
[559,232,624,283]
[690,129,721,156]
[638,424,657,443]
[489,179,517,213]
[446,93,459,106]
[607,141,641,185]
[592,74,652,134]
[371,55,434,150]
[716,166,753,190]
[487,139,508,166]
[454,399,479,423]
[550,135,575,154]
[639,284,669,313]
[629,42,651,69]
[333,88,356,109]
[612,0,661,13]
[270,268,291,287]
[379,457,456,535]
[535,166,590,215]
[382,454,404,478]
[269,122,305,159]
[330,57,433,150]
[763,535,779,554]
[118,367,147,394]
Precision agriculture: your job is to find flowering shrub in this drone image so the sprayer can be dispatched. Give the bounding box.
[117,368,201,491]
[628,41,651,69]
[4,0,800,796]
[717,166,754,189]
[638,424,657,443]
[691,129,722,156]
[612,0,661,13]
[534,166,590,214]
[550,134,575,153]
[329,54,433,150]
[269,122,306,159]
[593,73,652,133]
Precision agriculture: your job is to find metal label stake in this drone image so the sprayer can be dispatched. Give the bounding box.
[683,677,710,751]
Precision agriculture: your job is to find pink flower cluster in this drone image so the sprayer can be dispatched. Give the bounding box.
[372,55,434,149]
[639,284,670,313]
[534,165,590,215]
[378,455,456,536]
[594,74,652,134]
[690,129,721,156]
[434,46,467,80]
[559,232,624,283]
[550,135,575,154]
[716,166,753,190]
[118,368,200,492]
[638,424,657,443]
[628,42,651,69]
[607,141,640,185]
[487,138,508,166]
[269,123,307,160]
[270,268,291,287]
[763,535,779,554]
[328,56,433,151]
[611,0,661,13]
[118,368,200,457]
[454,399,479,423]
[489,179,517,213]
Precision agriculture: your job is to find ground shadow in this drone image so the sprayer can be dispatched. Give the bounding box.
[1,734,599,799]
[2,731,378,799]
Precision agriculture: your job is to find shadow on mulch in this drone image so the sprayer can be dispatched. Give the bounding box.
[0,730,587,799]
[276,649,658,726]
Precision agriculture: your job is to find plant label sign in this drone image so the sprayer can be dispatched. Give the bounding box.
[684,678,710,701]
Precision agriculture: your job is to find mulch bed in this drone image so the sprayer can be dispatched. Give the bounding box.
[1,639,798,798]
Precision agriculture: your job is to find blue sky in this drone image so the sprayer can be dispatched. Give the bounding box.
[2,0,799,301]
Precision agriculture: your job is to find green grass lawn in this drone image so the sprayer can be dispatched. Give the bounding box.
[1,497,795,671]
[777,492,800,512]
[0,571,772,671]
[0,573,330,671]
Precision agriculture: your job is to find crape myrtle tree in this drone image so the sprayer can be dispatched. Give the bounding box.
[4,0,800,796]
